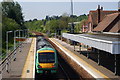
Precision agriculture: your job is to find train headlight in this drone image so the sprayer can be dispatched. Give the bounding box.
[52,65,55,68]
[38,65,42,68]
[52,63,56,68]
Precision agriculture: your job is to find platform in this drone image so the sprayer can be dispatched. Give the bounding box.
[21,38,36,78]
[49,38,120,79]
[2,38,34,79]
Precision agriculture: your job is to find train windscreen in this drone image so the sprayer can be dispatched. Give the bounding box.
[38,52,55,63]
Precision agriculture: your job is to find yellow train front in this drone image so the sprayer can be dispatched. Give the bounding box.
[36,47,58,74]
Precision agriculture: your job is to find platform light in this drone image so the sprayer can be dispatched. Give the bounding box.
[6,30,13,72]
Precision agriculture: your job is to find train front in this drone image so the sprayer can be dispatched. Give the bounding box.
[36,48,58,74]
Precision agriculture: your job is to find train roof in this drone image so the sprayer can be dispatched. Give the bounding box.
[37,35,55,52]
[38,47,55,51]
[37,44,53,49]
[37,47,56,53]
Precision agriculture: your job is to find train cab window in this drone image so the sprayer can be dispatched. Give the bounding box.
[38,52,55,63]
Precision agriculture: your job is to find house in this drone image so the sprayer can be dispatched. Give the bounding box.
[87,5,119,32]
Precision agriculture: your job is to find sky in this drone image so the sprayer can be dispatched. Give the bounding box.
[19,2,118,21]
[1,0,119,2]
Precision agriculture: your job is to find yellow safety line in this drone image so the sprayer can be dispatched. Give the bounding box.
[21,38,35,78]
[50,38,110,79]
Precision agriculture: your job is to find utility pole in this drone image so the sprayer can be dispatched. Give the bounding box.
[70,0,74,34]
[71,0,73,16]
[19,30,23,52]
[70,0,75,45]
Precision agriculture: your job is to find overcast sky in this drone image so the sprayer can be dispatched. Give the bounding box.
[19,2,118,21]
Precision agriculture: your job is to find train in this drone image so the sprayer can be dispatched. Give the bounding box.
[35,36,58,74]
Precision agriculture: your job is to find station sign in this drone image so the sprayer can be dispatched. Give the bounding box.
[15,37,26,41]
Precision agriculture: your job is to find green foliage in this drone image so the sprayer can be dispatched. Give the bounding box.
[2,2,24,26]
[77,14,88,21]
[25,14,88,36]
[24,20,43,32]
[2,1,25,58]
[2,17,20,52]
[75,19,88,33]
[61,29,69,33]
[2,17,19,30]
[59,16,69,30]
[45,20,60,33]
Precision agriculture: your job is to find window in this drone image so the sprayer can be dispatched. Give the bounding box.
[38,52,55,63]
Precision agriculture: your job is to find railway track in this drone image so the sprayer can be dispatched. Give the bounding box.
[58,62,70,80]
[58,53,82,80]
[34,32,82,80]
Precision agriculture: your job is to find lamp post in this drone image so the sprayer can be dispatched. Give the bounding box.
[19,30,23,52]
[6,31,13,72]
[27,29,29,37]
[13,30,19,61]
[13,29,27,61]
[24,29,28,38]
[6,31,13,57]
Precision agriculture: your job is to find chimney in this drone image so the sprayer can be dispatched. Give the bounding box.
[119,8,120,12]
[101,7,103,10]
[97,5,101,23]
[118,1,120,12]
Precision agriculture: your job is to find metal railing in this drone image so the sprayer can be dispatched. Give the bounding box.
[0,45,20,71]
[0,39,26,72]
[0,29,29,74]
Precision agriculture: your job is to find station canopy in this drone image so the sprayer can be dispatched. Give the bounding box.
[62,33,120,54]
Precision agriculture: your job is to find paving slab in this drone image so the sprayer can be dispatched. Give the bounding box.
[21,38,36,78]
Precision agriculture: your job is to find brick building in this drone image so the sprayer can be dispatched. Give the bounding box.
[83,5,119,33]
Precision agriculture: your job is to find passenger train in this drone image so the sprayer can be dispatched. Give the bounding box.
[35,36,58,74]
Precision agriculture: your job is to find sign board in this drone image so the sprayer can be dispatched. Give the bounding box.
[15,37,26,41]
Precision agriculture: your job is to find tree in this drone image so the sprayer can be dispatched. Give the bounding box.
[2,1,25,55]
[45,15,49,21]
[59,16,69,30]
[45,20,59,33]
[33,18,37,21]
[75,19,87,33]
[2,1,24,26]
[77,14,87,21]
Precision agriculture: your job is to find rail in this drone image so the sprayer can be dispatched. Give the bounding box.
[58,63,70,80]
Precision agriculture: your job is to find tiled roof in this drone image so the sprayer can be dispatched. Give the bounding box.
[109,20,120,32]
[93,12,120,32]
[88,10,119,26]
